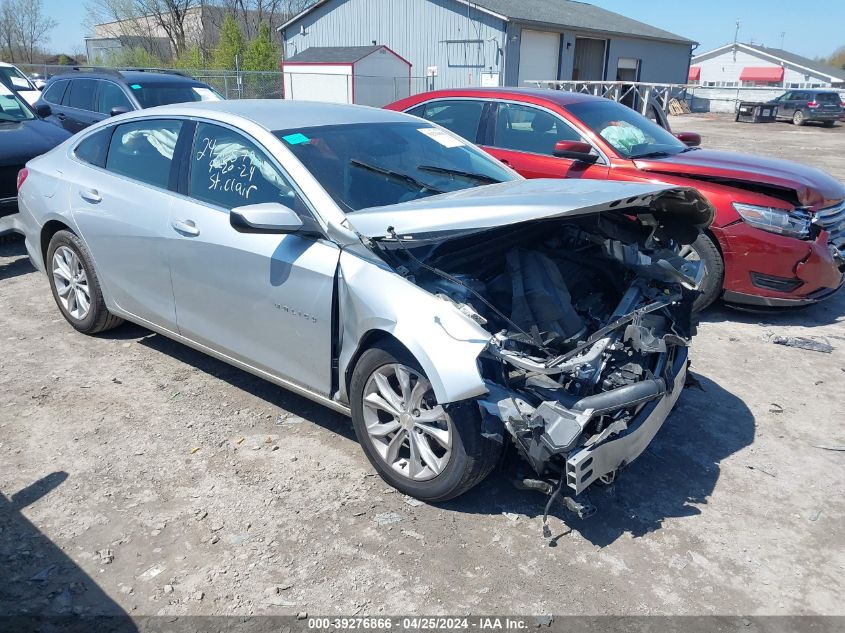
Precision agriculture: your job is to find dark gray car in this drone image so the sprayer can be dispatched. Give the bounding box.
[35,69,223,134]
[770,90,843,127]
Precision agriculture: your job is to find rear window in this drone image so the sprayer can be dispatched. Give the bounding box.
[128,82,222,108]
[815,93,841,104]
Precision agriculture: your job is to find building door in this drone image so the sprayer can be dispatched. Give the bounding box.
[616,58,641,109]
[518,30,560,85]
[573,37,607,81]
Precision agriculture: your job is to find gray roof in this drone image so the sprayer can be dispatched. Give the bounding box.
[285,45,384,64]
[280,0,694,45]
[471,0,693,44]
[740,44,844,80]
[692,43,845,81]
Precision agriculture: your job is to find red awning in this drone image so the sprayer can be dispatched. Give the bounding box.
[688,66,701,81]
[739,66,784,82]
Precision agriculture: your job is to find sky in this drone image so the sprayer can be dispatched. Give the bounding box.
[41,0,844,60]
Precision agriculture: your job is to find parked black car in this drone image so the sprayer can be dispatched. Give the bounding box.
[35,68,224,134]
[769,89,843,127]
[0,83,70,218]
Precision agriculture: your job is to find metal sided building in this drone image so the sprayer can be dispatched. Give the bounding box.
[277,0,695,90]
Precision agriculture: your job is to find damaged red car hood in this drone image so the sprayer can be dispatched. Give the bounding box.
[634,149,845,208]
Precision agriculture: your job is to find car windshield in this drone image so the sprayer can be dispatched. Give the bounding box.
[0,65,34,91]
[566,100,687,159]
[129,82,223,108]
[273,121,517,212]
[0,82,35,122]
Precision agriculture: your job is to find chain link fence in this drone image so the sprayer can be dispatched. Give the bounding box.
[14,64,434,103]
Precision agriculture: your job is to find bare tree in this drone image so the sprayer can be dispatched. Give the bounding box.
[86,0,203,59]
[0,0,57,63]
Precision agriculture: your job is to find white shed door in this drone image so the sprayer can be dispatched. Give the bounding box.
[518,30,560,85]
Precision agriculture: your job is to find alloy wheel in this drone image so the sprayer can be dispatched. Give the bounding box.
[361,363,453,481]
[52,246,91,321]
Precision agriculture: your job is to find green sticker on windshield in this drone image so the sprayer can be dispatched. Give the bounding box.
[282,133,310,145]
[130,84,142,89]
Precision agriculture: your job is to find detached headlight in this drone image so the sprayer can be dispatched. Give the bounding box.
[732,202,811,239]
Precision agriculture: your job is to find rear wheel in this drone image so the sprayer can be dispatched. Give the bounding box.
[350,343,500,501]
[680,232,724,313]
[46,230,123,334]
[793,110,805,126]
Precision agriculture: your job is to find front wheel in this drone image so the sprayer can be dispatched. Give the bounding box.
[680,232,724,313]
[46,230,123,334]
[350,344,500,501]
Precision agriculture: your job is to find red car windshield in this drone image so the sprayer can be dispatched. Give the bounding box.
[566,100,687,159]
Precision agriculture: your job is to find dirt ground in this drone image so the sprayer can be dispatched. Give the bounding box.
[1,114,844,618]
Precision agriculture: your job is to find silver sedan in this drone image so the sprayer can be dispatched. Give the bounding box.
[16,100,712,509]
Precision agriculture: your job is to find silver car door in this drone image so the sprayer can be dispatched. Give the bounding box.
[168,121,339,395]
[68,119,183,330]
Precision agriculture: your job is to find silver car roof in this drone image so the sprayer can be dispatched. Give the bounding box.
[138,99,416,131]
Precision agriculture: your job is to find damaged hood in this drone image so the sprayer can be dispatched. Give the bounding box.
[348,179,696,239]
[634,149,845,208]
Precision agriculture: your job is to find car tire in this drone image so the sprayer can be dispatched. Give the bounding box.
[793,110,805,126]
[350,343,501,502]
[681,231,724,313]
[46,230,123,334]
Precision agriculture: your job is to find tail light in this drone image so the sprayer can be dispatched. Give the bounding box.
[16,167,28,191]
[807,101,819,108]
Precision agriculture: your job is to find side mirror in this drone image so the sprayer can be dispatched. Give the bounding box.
[553,140,599,163]
[35,103,51,118]
[674,132,701,147]
[109,106,131,117]
[230,202,306,234]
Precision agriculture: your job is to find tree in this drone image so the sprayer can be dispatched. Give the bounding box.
[86,0,202,59]
[827,45,845,71]
[173,43,204,69]
[211,14,245,70]
[242,22,277,71]
[0,0,57,62]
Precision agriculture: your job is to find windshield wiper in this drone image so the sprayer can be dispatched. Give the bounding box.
[417,164,502,184]
[350,159,444,194]
[630,150,674,159]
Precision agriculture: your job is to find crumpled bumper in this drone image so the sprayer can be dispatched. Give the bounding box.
[564,346,688,494]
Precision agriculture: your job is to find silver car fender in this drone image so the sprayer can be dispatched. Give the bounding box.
[336,249,492,406]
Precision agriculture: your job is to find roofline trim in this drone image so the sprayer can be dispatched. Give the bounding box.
[693,42,845,81]
[509,18,695,45]
[279,0,508,31]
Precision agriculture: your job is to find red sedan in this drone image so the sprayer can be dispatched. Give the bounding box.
[387,88,845,310]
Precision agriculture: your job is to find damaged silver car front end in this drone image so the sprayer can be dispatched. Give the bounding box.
[346,180,714,512]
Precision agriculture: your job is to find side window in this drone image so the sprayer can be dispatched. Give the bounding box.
[41,80,68,105]
[418,100,484,142]
[97,82,133,114]
[74,128,113,168]
[405,104,425,118]
[189,122,302,211]
[105,119,182,189]
[494,103,584,156]
[66,79,97,111]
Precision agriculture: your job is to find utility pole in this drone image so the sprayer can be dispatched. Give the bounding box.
[780,32,786,49]
[733,20,740,61]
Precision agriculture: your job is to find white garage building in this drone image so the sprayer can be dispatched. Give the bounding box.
[690,43,845,89]
[278,0,695,90]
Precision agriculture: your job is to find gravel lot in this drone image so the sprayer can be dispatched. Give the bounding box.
[1,114,844,618]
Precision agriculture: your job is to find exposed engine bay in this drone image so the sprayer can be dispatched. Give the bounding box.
[372,190,711,501]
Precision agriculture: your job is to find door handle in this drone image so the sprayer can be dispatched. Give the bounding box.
[79,188,102,203]
[56,113,66,120]
[171,219,200,237]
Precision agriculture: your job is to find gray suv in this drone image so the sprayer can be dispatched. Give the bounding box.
[34,68,223,134]
[770,90,843,127]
